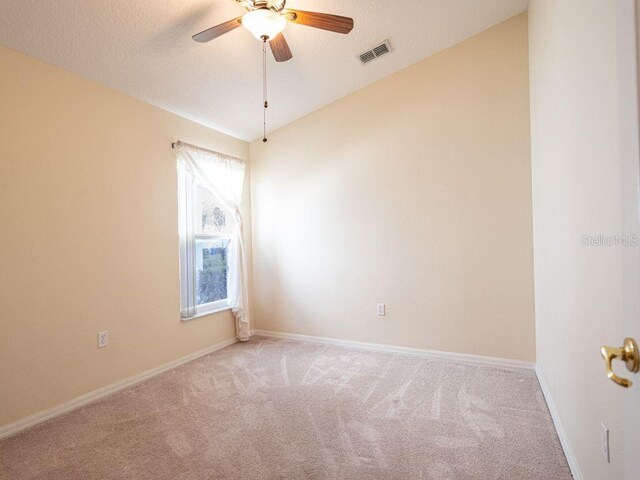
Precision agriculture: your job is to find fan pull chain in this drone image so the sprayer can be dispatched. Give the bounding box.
[262,37,268,143]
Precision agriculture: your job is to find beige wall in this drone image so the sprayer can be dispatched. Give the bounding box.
[0,46,251,427]
[529,0,637,478]
[250,14,535,362]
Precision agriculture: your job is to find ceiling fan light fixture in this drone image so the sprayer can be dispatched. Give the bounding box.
[242,8,286,40]
[192,1,355,141]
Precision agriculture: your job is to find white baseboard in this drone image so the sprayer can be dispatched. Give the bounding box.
[0,337,237,440]
[252,329,535,370]
[535,366,582,480]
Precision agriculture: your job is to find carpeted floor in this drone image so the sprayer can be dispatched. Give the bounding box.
[0,337,571,479]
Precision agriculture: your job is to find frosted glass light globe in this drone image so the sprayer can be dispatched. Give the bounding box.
[242,9,287,41]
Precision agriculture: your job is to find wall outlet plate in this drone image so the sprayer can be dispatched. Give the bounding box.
[97,331,108,349]
[377,304,386,316]
[600,421,610,463]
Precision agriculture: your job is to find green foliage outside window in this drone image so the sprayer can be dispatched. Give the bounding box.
[197,246,228,305]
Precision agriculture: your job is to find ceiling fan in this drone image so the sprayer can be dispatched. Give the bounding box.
[192,0,355,62]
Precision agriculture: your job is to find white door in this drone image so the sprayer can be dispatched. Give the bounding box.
[626,3,640,477]
[612,1,640,478]
[529,1,640,476]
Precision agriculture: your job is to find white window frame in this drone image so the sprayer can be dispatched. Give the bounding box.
[178,162,231,321]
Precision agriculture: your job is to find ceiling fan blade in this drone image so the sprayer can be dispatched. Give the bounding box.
[269,33,293,62]
[284,9,354,34]
[193,17,243,43]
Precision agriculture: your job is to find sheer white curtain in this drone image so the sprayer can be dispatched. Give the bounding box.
[175,141,251,341]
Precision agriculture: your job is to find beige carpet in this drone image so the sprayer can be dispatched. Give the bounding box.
[0,337,571,479]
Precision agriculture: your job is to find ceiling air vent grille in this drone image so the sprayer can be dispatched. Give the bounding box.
[358,40,392,65]
[359,50,376,64]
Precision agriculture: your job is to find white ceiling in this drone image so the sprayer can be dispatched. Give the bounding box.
[0,0,528,141]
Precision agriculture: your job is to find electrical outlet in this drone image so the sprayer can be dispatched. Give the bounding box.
[97,331,108,349]
[377,304,386,316]
[601,422,610,463]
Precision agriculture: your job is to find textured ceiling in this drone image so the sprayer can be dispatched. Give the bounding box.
[0,0,528,141]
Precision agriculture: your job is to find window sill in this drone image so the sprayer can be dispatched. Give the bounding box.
[181,305,232,322]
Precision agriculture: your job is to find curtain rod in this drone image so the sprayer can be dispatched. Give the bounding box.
[171,140,218,154]
[171,140,246,164]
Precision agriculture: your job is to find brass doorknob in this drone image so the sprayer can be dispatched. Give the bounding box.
[601,338,639,387]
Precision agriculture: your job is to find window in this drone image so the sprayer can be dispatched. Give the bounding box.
[178,163,233,319]
[175,141,249,339]
[196,237,229,307]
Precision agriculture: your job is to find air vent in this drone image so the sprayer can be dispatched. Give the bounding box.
[358,40,392,65]
[359,50,376,64]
